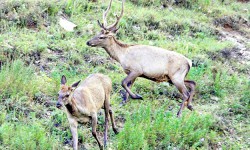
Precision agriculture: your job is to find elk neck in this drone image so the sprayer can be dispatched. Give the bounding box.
[102,37,130,63]
[65,96,78,116]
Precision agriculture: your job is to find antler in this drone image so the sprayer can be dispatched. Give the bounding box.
[107,0,124,31]
[97,20,107,30]
[97,0,125,31]
[103,0,113,27]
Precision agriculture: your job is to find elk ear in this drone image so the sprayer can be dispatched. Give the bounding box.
[110,26,120,34]
[71,80,81,88]
[61,75,67,85]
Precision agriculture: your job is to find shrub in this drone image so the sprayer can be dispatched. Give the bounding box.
[0,122,59,149]
[117,104,216,149]
[0,60,39,99]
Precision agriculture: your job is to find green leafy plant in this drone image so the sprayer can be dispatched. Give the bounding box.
[0,122,59,149]
[117,104,216,149]
[0,60,39,99]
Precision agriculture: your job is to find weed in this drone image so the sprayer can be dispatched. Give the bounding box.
[0,60,39,99]
[0,122,59,149]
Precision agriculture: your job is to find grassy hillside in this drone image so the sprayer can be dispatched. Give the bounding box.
[0,0,249,149]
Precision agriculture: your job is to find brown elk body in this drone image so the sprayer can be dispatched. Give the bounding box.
[86,0,196,117]
[56,74,118,150]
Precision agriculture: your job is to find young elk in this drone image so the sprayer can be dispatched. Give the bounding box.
[56,74,118,150]
[86,0,196,117]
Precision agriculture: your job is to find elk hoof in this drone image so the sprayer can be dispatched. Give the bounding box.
[187,105,194,111]
[132,94,143,100]
[177,111,181,118]
[100,145,104,150]
[114,128,119,135]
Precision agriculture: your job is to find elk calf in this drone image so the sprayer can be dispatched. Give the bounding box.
[86,0,196,117]
[56,74,118,150]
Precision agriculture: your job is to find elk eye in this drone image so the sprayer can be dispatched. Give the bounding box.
[99,36,106,39]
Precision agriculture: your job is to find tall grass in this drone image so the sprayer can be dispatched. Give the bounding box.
[0,122,59,149]
[117,104,216,149]
[0,60,39,99]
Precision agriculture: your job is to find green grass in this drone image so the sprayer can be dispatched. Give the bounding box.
[0,60,40,99]
[117,104,215,149]
[0,122,59,150]
[0,0,249,149]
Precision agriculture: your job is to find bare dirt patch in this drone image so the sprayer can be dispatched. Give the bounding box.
[217,29,250,64]
[213,16,250,70]
[214,16,249,31]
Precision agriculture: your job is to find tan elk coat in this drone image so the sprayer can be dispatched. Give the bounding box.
[56,74,118,150]
[86,0,196,117]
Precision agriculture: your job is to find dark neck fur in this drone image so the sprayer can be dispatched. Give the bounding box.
[65,103,74,114]
[65,98,77,115]
[113,37,131,48]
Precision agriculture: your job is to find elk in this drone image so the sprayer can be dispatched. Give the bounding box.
[56,74,118,150]
[86,0,196,117]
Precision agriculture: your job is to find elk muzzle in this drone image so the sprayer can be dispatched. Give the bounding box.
[56,98,63,108]
[86,41,91,46]
[86,40,97,47]
[56,102,62,108]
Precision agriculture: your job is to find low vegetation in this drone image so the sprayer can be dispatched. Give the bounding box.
[0,0,249,149]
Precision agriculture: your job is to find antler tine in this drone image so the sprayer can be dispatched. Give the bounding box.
[108,0,124,30]
[97,20,107,30]
[103,0,113,27]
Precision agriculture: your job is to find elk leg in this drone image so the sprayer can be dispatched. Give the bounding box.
[105,93,118,134]
[172,79,190,117]
[184,80,196,111]
[91,113,103,150]
[122,72,142,100]
[68,118,78,150]
[104,104,109,147]
[109,108,119,134]
[121,79,135,104]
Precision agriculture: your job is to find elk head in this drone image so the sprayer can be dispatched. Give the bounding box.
[56,75,81,109]
[86,0,124,48]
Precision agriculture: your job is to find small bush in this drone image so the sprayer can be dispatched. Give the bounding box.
[0,60,39,99]
[228,81,250,117]
[117,104,216,149]
[0,122,59,149]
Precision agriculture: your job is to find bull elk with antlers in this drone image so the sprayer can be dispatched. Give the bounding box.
[86,0,196,117]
